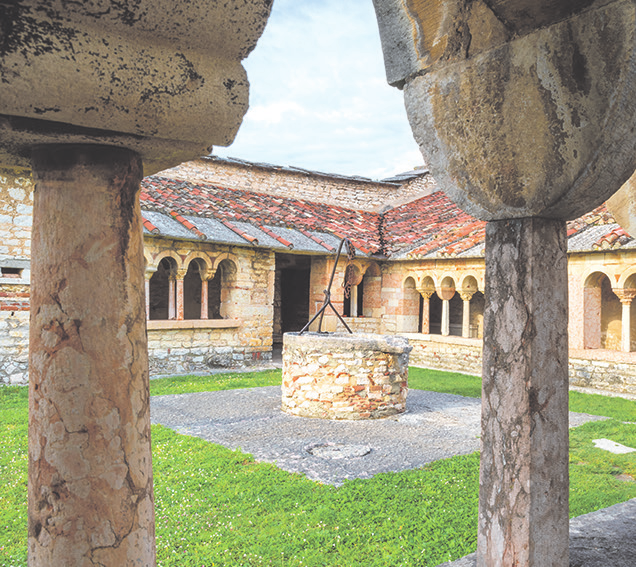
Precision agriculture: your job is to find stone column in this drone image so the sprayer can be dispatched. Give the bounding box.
[28,145,156,566]
[441,298,450,336]
[350,285,359,317]
[200,271,215,321]
[417,290,433,334]
[460,291,475,338]
[168,276,176,320]
[144,268,156,320]
[175,269,187,321]
[614,289,636,352]
[479,218,569,566]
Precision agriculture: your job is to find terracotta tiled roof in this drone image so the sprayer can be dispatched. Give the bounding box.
[141,176,382,255]
[140,175,634,258]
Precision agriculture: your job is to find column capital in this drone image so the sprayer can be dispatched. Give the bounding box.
[459,290,475,302]
[417,288,435,300]
[614,288,636,305]
[144,267,157,281]
[200,268,217,282]
[175,268,188,281]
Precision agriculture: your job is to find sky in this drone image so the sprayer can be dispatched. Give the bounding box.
[213,0,425,180]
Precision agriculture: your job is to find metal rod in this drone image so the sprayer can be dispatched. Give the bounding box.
[299,238,353,335]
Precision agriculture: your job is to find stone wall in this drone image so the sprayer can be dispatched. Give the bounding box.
[0,167,32,262]
[406,334,636,397]
[406,334,484,376]
[161,157,436,212]
[144,237,275,375]
[0,284,30,385]
[147,322,271,375]
[282,332,411,420]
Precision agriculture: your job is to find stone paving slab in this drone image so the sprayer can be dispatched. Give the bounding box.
[150,386,604,486]
[437,498,636,567]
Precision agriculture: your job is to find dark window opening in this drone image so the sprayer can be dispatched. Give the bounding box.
[1,267,23,278]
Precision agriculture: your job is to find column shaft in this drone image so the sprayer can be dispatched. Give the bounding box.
[441,299,450,336]
[28,145,156,566]
[621,301,632,352]
[176,279,184,320]
[201,279,209,320]
[478,218,569,566]
[421,294,431,334]
[461,296,472,338]
[168,279,176,320]
[145,277,151,320]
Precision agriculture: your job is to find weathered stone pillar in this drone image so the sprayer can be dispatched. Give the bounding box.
[460,291,475,338]
[28,145,155,566]
[168,276,176,320]
[479,218,569,566]
[615,289,636,352]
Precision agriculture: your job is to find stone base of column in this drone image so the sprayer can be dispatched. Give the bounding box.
[478,218,569,566]
[28,145,156,566]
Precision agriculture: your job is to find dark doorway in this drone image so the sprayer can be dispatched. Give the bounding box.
[274,254,311,345]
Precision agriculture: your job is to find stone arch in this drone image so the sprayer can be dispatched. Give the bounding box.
[151,249,182,272]
[183,251,213,280]
[208,257,239,319]
[360,261,382,318]
[460,274,484,339]
[398,275,421,333]
[148,255,179,320]
[584,271,622,349]
[212,252,241,276]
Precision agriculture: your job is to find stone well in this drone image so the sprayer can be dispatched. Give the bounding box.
[281,332,412,420]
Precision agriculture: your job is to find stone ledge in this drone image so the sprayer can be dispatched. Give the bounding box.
[147,319,241,330]
[401,333,483,347]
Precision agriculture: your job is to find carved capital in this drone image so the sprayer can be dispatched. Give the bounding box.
[459,291,475,302]
[614,288,636,305]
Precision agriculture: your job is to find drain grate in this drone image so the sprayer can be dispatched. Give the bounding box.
[306,443,371,459]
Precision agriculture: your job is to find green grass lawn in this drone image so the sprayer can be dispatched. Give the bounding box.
[1,368,635,566]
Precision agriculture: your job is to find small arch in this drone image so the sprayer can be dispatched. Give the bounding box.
[460,274,480,294]
[583,271,622,350]
[399,275,421,333]
[151,249,182,273]
[208,258,238,319]
[148,257,178,320]
[184,251,213,280]
[437,275,456,300]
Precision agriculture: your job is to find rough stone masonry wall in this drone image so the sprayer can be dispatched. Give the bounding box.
[282,332,412,420]
[0,168,32,385]
[407,334,636,397]
[144,238,275,374]
[0,284,29,384]
[162,158,437,212]
[0,167,33,260]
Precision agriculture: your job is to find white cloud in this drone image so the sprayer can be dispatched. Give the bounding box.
[214,0,425,179]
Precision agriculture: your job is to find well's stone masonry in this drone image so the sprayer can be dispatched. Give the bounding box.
[282,332,412,420]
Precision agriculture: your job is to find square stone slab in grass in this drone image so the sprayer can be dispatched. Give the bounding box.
[150,386,606,486]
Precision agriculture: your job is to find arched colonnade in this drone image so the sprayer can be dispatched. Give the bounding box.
[401,272,485,339]
[144,250,239,321]
[583,268,636,352]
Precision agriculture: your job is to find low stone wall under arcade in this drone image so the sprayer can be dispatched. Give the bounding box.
[147,321,272,375]
[406,334,636,398]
